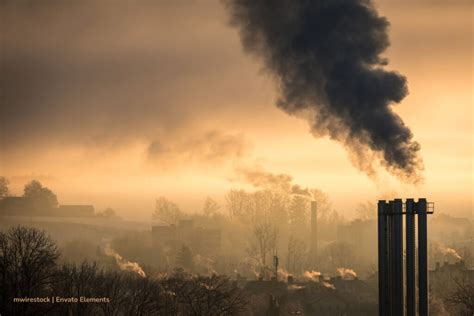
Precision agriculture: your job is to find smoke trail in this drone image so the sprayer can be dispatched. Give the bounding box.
[104,244,146,278]
[444,248,462,261]
[323,282,336,290]
[278,267,291,280]
[434,242,462,261]
[235,165,313,197]
[288,284,306,290]
[223,0,423,182]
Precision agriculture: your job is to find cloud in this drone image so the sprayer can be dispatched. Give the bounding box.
[0,1,254,153]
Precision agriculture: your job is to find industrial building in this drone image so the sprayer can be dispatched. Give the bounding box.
[0,196,95,217]
[243,272,377,315]
[430,260,474,293]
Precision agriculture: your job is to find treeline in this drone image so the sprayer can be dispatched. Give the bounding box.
[0,226,247,316]
[152,189,346,276]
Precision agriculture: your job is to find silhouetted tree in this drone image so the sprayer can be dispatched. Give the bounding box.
[162,270,248,316]
[288,195,309,231]
[202,196,220,217]
[0,177,9,198]
[96,207,119,219]
[23,179,58,209]
[55,263,172,316]
[94,271,129,315]
[248,221,279,269]
[267,191,289,229]
[153,196,183,224]
[355,201,376,220]
[0,226,60,315]
[53,261,101,316]
[122,275,171,316]
[445,276,474,316]
[225,189,248,220]
[287,234,308,274]
[250,190,272,220]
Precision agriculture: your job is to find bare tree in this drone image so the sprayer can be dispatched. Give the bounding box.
[163,270,248,316]
[268,191,289,228]
[225,189,248,220]
[202,196,220,217]
[445,276,474,316]
[56,263,173,316]
[0,177,9,198]
[288,195,309,231]
[248,221,279,269]
[124,275,167,316]
[153,196,183,224]
[94,271,130,316]
[250,190,272,220]
[53,261,102,316]
[0,226,60,315]
[355,201,376,221]
[287,234,308,274]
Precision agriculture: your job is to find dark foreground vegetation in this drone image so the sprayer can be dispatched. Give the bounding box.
[0,226,247,316]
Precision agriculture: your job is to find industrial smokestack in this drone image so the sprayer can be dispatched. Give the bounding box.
[223,0,423,182]
[310,201,317,265]
[418,198,428,316]
[377,200,389,315]
[391,199,403,315]
[405,199,416,316]
[378,198,432,316]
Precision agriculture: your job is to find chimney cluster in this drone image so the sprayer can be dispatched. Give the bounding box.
[378,198,433,316]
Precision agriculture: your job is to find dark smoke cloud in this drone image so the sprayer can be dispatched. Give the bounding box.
[223,0,423,182]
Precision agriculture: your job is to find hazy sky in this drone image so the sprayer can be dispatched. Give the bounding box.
[0,0,472,219]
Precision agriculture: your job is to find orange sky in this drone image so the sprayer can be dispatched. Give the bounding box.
[0,0,472,219]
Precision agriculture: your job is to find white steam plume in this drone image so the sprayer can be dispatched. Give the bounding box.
[302,270,321,281]
[336,268,357,280]
[104,243,146,278]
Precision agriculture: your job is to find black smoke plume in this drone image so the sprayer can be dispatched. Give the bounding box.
[223,0,423,182]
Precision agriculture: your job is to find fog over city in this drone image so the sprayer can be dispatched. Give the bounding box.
[0,0,472,315]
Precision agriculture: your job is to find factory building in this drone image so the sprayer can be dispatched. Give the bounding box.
[0,196,95,217]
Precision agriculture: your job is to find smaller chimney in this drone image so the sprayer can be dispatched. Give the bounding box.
[310,201,318,265]
[287,275,294,284]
